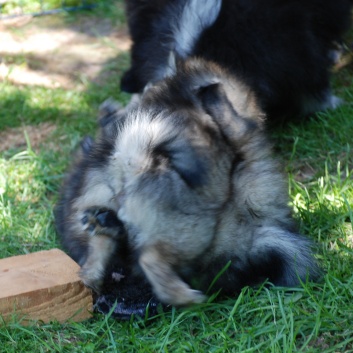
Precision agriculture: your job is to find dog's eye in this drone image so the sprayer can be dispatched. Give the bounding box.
[153,143,170,161]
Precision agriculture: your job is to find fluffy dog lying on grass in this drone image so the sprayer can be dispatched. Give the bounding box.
[122,0,352,122]
[55,58,320,313]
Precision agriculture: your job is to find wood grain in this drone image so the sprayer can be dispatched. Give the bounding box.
[0,249,93,325]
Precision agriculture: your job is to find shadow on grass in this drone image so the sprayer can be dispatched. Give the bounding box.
[0,49,130,130]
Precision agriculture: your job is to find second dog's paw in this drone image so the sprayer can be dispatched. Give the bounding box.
[81,207,123,239]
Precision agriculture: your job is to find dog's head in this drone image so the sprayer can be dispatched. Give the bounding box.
[108,58,266,261]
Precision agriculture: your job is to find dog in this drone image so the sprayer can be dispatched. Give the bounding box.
[55,58,320,306]
[121,0,352,122]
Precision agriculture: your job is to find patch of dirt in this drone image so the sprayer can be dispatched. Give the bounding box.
[293,162,317,182]
[308,336,330,350]
[0,122,57,152]
[0,8,131,150]
[0,13,131,89]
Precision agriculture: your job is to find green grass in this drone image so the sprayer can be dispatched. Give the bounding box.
[1,3,353,352]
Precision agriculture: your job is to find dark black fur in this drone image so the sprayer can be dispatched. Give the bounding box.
[122,0,352,121]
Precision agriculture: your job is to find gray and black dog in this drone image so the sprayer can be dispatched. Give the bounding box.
[55,58,320,310]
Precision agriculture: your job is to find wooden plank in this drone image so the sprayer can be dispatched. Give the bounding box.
[0,248,93,325]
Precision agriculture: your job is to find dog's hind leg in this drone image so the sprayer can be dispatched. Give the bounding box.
[301,89,343,116]
[139,244,206,306]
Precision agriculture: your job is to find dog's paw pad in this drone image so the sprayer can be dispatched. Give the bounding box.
[80,207,123,238]
[96,211,123,228]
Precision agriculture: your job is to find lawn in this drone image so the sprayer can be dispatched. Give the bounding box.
[0,2,353,352]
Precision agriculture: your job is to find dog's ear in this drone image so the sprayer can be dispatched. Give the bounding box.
[195,80,259,144]
[195,81,221,110]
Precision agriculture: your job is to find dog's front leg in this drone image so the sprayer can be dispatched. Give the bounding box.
[79,208,124,293]
[80,235,117,293]
[139,244,206,306]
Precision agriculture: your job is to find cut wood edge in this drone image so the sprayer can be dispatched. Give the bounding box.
[0,249,93,325]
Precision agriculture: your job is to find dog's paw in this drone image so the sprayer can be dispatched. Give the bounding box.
[152,284,207,307]
[139,248,207,306]
[80,265,105,293]
[81,207,123,239]
[157,284,206,306]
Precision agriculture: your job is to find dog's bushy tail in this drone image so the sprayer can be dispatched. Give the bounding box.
[248,227,321,287]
